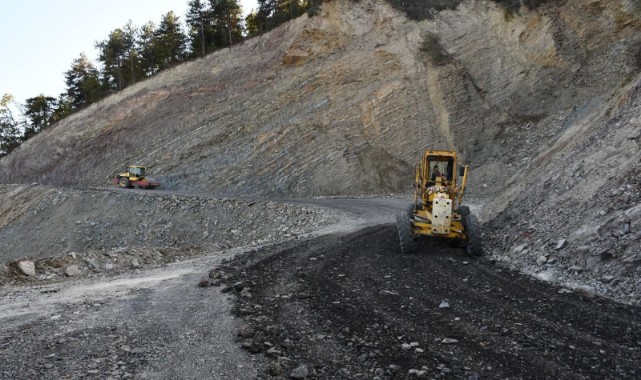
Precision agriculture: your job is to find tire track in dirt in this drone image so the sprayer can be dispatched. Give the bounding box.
[222,225,641,379]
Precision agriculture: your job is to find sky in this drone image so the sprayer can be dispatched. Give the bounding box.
[0,0,258,110]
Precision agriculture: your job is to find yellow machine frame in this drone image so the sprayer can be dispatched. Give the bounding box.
[411,150,469,239]
[119,165,146,182]
[114,165,159,189]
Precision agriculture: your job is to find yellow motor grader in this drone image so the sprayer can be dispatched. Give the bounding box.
[396,150,482,255]
[114,165,159,189]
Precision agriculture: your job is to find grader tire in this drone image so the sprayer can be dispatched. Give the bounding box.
[396,213,416,254]
[407,202,425,218]
[406,203,415,219]
[462,212,482,256]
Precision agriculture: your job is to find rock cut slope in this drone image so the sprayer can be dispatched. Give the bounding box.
[1,0,637,199]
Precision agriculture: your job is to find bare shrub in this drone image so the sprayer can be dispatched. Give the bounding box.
[419,32,452,66]
[634,44,641,70]
[385,0,462,21]
[490,0,553,17]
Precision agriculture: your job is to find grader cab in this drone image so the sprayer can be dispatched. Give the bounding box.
[396,150,482,255]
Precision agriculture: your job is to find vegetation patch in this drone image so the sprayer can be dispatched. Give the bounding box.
[490,0,553,17]
[634,43,641,70]
[419,32,452,66]
[385,0,462,21]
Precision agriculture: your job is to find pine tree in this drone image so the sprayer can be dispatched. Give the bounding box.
[52,94,74,123]
[23,95,57,139]
[153,11,187,70]
[209,0,244,48]
[245,11,260,37]
[0,94,22,157]
[186,0,215,57]
[64,54,103,110]
[137,21,158,76]
[122,22,141,85]
[256,0,309,32]
[96,22,139,91]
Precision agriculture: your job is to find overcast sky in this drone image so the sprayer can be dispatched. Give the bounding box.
[0,0,258,109]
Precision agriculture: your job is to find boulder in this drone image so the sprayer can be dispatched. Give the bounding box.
[18,261,36,277]
[290,364,309,379]
[555,239,568,250]
[65,265,82,277]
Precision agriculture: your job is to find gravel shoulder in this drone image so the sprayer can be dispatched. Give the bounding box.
[0,184,344,285]
[0,247,265,380]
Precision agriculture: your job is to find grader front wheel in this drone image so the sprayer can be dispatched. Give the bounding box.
[462,212,482,256]
[396,213,416,254]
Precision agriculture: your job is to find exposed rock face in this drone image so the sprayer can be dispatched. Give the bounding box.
[1,0,638,199]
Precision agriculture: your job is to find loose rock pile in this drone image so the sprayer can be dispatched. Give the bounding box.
[485,160,641,305]
[0,185,344,284]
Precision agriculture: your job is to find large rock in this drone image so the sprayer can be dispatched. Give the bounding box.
[18,261,36,276]
[65,265,82,277]
[555,239,568,250]
[290,364,309,379]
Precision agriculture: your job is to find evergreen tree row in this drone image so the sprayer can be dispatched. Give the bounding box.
[1,0,316,157]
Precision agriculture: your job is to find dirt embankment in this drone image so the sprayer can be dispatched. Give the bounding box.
[0,184,343,284]
[483,72,641,305]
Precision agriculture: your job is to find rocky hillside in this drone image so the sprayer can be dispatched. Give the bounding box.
[0,1,640,299]
[1,0,638,197]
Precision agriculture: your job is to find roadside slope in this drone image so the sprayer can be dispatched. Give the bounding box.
[0,184,342,283]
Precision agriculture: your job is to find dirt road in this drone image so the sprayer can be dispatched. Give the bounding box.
[0,248,265,380]
[1,197,640,379]
[222,225,641,379]
[0,198,401,380]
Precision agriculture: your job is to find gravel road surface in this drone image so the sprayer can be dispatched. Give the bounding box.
[0,198,404,379]
[220,225,641,379]
[0,247,264,380]
[2,197,640,380]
